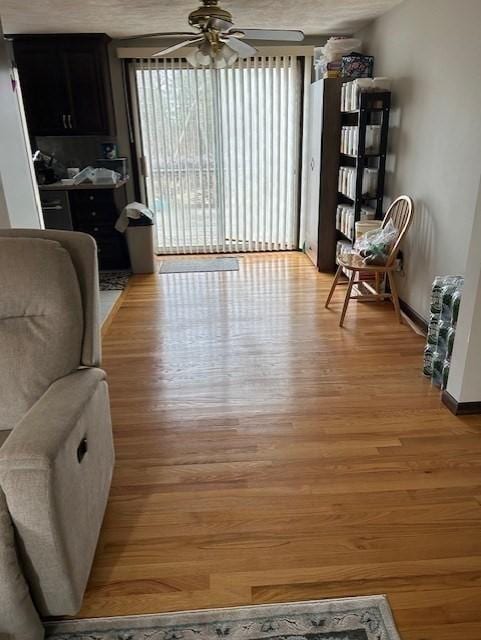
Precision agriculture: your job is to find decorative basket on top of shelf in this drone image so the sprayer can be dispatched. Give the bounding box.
[340,52,374,78]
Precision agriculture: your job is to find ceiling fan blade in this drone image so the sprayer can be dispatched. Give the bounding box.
[207,17,234,31]
[230,29,305,42]
[152,37,204,57]
[122,31,199,41]
[222,37,257,58]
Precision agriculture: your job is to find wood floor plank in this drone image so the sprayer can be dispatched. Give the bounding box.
[78,253,481,639]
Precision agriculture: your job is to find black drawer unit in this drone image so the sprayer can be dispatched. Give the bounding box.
[40,185,130,270]
[40,191,73,230]
[70,187,130,270]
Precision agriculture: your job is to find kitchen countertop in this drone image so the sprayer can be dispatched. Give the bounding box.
[38,178,129,191]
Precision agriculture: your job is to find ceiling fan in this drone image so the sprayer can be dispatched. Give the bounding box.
[124,0,305,68]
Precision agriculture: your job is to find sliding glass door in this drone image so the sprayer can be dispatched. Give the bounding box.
[132,56,302,254]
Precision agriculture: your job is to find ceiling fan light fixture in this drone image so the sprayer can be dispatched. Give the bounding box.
[211,46,238,69]
[185,47,212,67]
[185,41,238,69]
[221,44,239,66]
[134,0,305,67]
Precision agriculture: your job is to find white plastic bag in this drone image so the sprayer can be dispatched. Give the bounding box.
[321,37,362,62]
[354,219,398,265]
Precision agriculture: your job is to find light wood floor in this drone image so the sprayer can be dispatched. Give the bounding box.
[81,252,481,640]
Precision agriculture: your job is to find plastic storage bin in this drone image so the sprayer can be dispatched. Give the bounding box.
[126,218,155,274]
[115,202,155,274]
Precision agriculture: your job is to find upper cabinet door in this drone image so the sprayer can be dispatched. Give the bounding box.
[14,41,70,136]
[13,35,115,137]
[62,40,115,135]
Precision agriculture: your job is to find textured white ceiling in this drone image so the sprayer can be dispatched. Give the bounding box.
[0,0,403,38]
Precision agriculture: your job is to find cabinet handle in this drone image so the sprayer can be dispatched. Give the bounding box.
[42,205,63,211]
[89,196,95,201]
[68,114,73,129]
[94,226,99,232]
[91,211,97,216]
[62,114,67,129]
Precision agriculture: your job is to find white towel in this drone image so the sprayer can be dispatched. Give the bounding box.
[115,202,153,233]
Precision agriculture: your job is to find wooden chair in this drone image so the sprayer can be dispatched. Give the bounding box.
[325,195,414,327]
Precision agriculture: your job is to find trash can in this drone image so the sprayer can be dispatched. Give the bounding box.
[115,202,155,274]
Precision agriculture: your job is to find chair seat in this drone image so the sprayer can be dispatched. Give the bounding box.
[337,252,394,272]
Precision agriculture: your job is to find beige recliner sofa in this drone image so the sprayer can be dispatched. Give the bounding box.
[0,229,115,639]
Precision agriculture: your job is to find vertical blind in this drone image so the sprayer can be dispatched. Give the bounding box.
[133,56,302,254]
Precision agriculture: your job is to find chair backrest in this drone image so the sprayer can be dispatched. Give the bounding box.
[381,195,414,267]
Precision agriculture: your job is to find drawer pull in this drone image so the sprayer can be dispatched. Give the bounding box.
[89,195,95,201]
[91,211,97,216]
[94,226,99,232]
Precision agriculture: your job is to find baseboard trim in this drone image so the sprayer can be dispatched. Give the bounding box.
[399,299,428,334]
[441,390,481,415]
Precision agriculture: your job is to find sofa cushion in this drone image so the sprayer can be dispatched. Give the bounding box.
[0,488,44,639]
[0,238,83,431]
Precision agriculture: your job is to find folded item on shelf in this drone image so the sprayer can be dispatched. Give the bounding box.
[320,37,362,62]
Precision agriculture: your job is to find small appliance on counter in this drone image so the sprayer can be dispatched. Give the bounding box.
[100,142,118,159]
[72,166,122,186]
[32,150,61,185]
[94,157,129,180]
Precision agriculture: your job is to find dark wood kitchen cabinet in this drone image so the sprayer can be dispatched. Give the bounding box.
[13,35,115,137]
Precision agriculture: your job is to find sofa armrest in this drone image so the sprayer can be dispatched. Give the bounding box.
[0,368,114,617]
[0,368,105,465]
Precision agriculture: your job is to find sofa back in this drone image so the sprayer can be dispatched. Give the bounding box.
[0,237,83,431]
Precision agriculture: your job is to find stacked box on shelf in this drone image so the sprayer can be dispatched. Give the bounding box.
[338,167,378,200]
[423,276,464,388]
[341,125,382,156]
[336,205,377,240]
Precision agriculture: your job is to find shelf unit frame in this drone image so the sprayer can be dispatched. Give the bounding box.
[337,90,391,244]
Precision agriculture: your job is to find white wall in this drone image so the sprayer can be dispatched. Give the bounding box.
[357,0,481,319]
[447,176,481,404]
[0,18,42,228]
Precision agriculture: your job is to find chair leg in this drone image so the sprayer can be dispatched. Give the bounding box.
[340,271,356,327]
[325,265,343,308]
[387,271,402,323]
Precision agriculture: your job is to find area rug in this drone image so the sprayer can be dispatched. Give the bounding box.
[159,257,239,274]
[44,596,401,640]
[99,270,131,290]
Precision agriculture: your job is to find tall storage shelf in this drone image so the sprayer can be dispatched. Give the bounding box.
[305,83,391,273]
[336,90,391,255]
[303,78,343,272]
